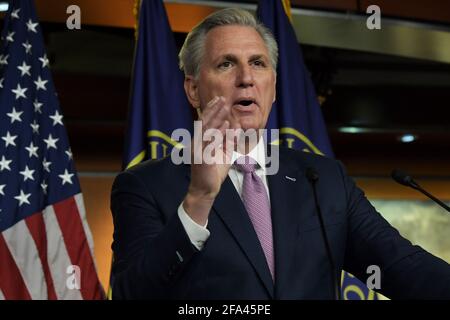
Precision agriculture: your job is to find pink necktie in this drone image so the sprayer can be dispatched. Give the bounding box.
[235,156,275,281]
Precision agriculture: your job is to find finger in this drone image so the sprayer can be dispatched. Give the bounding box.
[203,119,230,144]
[203,102,232,131]
[203,128,226,165]
[204,120,229,148]
[201,96,224,120]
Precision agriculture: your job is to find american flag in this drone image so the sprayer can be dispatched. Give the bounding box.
[0,0,104,299]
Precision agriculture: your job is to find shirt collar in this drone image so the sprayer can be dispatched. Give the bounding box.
[231,137,266,172]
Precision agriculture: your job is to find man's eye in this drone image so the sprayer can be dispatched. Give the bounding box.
[253,60,266,67]
[218,61,232,69]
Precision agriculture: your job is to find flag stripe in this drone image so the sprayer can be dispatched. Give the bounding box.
[2,220,47,299]
[74,194,96,266]
[53,197,103,300]
[0,233,31,299]
[42,204,83,300]
[25,212,58,300]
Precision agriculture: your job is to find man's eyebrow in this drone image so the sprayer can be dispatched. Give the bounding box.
[217,54,238,63]
[216,54,268,62]
[248,54,267,61]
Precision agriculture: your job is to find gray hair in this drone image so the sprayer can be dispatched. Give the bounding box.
[179,8,278,78]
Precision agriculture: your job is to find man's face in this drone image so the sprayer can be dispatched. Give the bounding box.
[186,25,276,131]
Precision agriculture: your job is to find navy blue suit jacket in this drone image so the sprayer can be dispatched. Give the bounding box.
[110,147,450,299]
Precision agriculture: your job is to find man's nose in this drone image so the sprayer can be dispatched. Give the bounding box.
[236,64,254,88]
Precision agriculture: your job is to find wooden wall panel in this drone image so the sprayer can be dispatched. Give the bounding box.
[291,0,357,11]
[340,156,450,177]
[35,0,136,28]
[360,0,450,24]
[34,0,216,32]
[79,176,115,291]
[165,3,216,33]
[356,178,450,200]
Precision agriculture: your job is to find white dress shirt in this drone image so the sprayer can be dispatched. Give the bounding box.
[178,138,270,250]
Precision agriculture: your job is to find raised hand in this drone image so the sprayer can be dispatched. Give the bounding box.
[184,96,240,225]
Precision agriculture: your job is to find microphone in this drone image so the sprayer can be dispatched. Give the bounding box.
[391,169,450,213]
[306,167,342,300]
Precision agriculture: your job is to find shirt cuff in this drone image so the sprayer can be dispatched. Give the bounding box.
[178,202,210,250]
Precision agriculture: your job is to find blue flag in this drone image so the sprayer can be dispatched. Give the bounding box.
[123,0,193,169]
[109,0,192,299]
[257,0,377,300]
[257,0,333,156]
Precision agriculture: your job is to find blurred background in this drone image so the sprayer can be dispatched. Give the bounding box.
[1,0,450,291]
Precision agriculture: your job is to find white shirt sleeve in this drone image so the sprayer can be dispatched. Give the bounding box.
[177,202,211,250]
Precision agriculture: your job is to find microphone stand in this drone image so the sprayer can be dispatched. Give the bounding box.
[410,184,450,213]
[306,168,342,300]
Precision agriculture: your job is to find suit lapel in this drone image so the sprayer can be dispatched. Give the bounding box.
[267,149,312,298]
[212,177,275,298]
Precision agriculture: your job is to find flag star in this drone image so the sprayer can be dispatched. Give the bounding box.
[22,40,32,54]
[30,120,40,134]
[17,61,31,77]
[39,54,49,68]
[0,156,12,171]
[11,8,20,19]
[6,31,15,43]
[59,169,74,185]
[0,184,5,196]
[34,76,48,91]
[6,107,23,123]
[19,165,35,182]
[2,131,17,147]
[25,141,39,158]
[44,134,59,149]
[11,83,28,99]
[14,190,31,206]
[65,148,73,160]
[41,181,48,195]
[33,99,43,113]
[49,110,63,126]
[42,158,51,172]
[26,19,38,33]
[0,54,8,66]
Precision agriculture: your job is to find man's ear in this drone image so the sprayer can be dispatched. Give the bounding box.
[184,76,201,111]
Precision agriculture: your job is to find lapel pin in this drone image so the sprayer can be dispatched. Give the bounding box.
[285,176,296,182]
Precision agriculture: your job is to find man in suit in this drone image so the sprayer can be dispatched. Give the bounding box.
[110,8,450,299]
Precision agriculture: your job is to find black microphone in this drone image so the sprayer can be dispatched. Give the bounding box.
[391,169,450,213]
[306,167,342,300]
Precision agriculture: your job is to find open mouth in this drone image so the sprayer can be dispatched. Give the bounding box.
[234,99,256,107]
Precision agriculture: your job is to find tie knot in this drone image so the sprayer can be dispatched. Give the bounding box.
[234,156,257,173]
